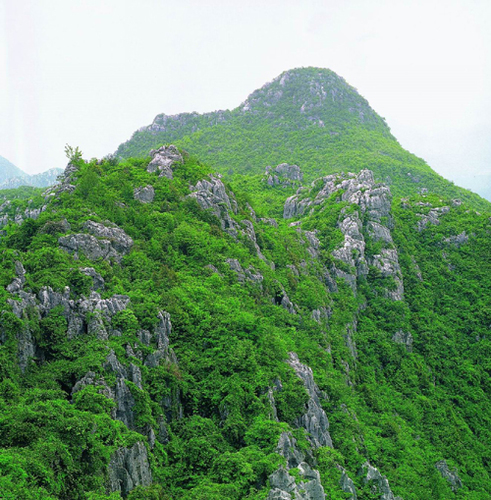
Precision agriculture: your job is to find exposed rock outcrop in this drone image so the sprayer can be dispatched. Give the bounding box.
[43,162,78,197]
[226,259,264,286]
[435,460,462,491]
[267,432,326,500]
[5,261,130,370]
[134,185,155,203]
[392,330,413,352]
[339,467,357,499]
[283,170,404,300]
[0,199,47,228]
[59,221,133,262]
[147,145,183,179]
[144,311,178,368]
[287,352,332,448]
[358,462,402,500]
[79,267,105,290]
[188,174,239,236]
[416,206,450,232]
[265,163,303,187]
[443,231,469,247]
[108,442,152,497]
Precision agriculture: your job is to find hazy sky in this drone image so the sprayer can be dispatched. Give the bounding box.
[1,0,490,193]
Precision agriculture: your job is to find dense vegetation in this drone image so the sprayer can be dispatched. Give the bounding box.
[116,67,488,211]
[1,68,491,499]
[0,146,490,498]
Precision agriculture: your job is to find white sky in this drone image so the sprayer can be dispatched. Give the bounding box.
[1,0,490,193]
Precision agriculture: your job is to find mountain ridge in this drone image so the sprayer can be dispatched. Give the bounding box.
[115,67,490,210]
[0,154,63,190]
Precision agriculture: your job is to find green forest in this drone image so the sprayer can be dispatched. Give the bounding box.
[1,68,491,499]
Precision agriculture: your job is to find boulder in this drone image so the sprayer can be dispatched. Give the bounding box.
[133,185,155,203]
[147,145,183,179]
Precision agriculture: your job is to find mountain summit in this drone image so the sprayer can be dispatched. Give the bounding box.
[116,67,487,209]
[237,68,390,133]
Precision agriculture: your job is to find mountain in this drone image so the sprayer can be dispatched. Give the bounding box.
[0,154,63,190]
[116,67,489,210]
[0,168,64,190]
[0,155,26,184]
[0,137,491,499]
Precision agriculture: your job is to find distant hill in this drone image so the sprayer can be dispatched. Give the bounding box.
[0,155,63,189]
[0,155,26,183]
[116,67,490,211]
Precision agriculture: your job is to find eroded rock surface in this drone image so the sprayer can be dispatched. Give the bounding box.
[108,442,152,497]
[265,163,303,187]
[287,352,332,448]
[188,174,239,236]
[283,170,404,300]
[147,145,183,179]
[392,330,413,352]
[226,258,264,286]
[134,185,155,203]
[59,221,133,262]
[435,460,462,491]
[416,206,450,232]
[358,462,402,500]
[267,432,326,500]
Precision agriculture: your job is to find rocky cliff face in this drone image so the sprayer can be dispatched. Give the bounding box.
[284,170,404,300]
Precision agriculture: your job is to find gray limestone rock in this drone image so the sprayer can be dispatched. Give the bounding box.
[370,249,404,301]
[265,163,303,187]
[133,185,155,203]
[366,221,392,243]
[17,324,36,373]
[311,307,330,324]
[287,352,333,448]
[283,170,403,299]
[358,462,400,500]
[79,267,105,290]
[267,432,326,500]
[344,322,358,360]
[147,145,183,179]
[435,460,462,491]
[392,330,413,352]
[6,261,26,294]
[226,259,264,286]
[443,231,469,247]
[188,174,239,236]
[43,162,78,198]
[241,219,266,261]
[59,221,133,262]
[283,193,312,219]
[416,206,450,232]
[59,233,115,261]
[280,294,296,315]
[260,217,279,228]
[82,220,133,255]
[144,310,178,368]
[108,442,152,497]
[71,371,115,410]
[339,468,357,499]
[266,388,279,421]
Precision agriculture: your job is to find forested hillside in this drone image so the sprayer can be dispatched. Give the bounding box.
[1,141,491,498]
[116,68,489,211]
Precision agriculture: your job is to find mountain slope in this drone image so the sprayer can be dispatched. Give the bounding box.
[0,155,63,189]
[116,67,489,211]
[0,167,64,190]
[0,147,491,498]
[0,155,26,184]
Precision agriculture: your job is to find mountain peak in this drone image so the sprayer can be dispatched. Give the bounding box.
[238,66,389,132]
